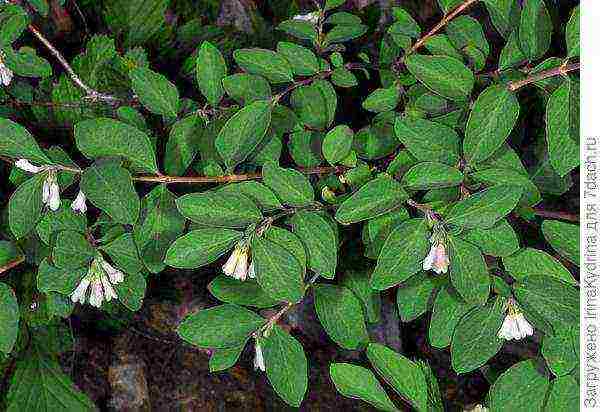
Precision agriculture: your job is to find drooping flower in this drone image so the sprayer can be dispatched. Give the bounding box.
[254,341,265,371]
[70,255,124,308]
[222,243,252,281]
[71,190,87,214]
[422,233,449,274]
[497,297,534,341]
[292,11,319,24]
[0,51,13,87]
[464,405,488,412]
[15,159,62,211]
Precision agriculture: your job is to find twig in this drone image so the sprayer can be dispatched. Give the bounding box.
[533,208,579,223]
[0,256,25,275]
[26,24,120,104]
[404,0,479,58]
[507,62,580,91]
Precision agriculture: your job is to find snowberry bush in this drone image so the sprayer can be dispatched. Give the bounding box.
[0,0,579,410]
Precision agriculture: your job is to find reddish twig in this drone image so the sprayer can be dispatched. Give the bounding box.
[533,208,579,223]
[507,62,580,91]
[0,256,25,276]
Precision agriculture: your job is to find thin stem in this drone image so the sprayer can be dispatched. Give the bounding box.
[0,256,25,276]
[27,24,120,104]
[404,0,479,58]
[533,208,579,223]
[507,62,580,91]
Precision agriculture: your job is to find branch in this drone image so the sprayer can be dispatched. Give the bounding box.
[507,62,580,91]
[27,24,120,104]
[533,208,579,223]
[404,0,479,58]
[0,256,25,276]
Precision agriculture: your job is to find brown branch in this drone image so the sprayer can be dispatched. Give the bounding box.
[26,24,120,104]
[507,62,580,92]
[404,0,479,58]
[533,208,579,223]
[0,256,25,276]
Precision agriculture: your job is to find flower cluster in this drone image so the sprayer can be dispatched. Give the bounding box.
[70,255,124,308]
[15,159,87,213]
[222,242,255,281]
[497,297,534,341]
[292,11,319,24]
[422,225,449,274]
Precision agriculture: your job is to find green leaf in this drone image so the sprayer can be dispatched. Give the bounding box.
[177,304,264,349]
[464,85,520,164]
[165,228,243,269]
[276,20,318,43]
[103,0,168,48]
[429,286,477,349]
[37,258,86,295]
[444,185,522,229]
[322,125,353,165]
[164,114,201,176]
[209,344,245,372]
[488,360,550,411]
[448,237,490,305]
[75,118,158,173]
[329,363,399,412]
[402,162,464,190]
[6,340,95,411]
[196,41,227,107]
[394,116,460,165]
[362,208,410,259]
[218,181,282,212]
[331,67,358,87]
[233,48,294,84]
[451,297,506,374]
[36,203,87,245]
[482,0,520,37]
[546,375,579,411]
[262,326,308,407]
[53,231,95,270]
[542,326,577,377]
[288,211,337,279]
[276,42,319,76]
[503,248,575,285]
[264,226,307,269]
[81,163,140,225]
[262,162,314,207]
[176,192,262,229]
[0,118,51,164]
[130,67,180,117]
[324,24,368,46]
[313,284,368,350]
[215,100,273,171]
[208,276,279,308]
[0,241,20,268]
[134,185,185,273]
[405,54,474,101]
[9,174,45,239]
[396,272,436,322]
[0,5,29,47]
[290,80,337,130]
[371,219,430,290]
[513,274,579,329]
[546,80,580,176]
[0,283,18,354]
[100,233,143,275]
[499,30,527,70]
[471,167,541,207]
[2,47,52,78]
[446,16,490,58]
[224,74,272,106]
[252,236,305,303]
[325,0,346,10]
[460,219,519,258]
[566,6,580,57]
[542,220,579,266]
[343,269,381,323]
[335,174,408,224]
[519,0,552,61]
[390,7,421,38]
[366,343,429,412]
[362,87,400,113]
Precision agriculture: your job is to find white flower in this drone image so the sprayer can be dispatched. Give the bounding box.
[422,237,449,274]
[71,190,87,214]
[465,405,488,412]
[70,255,124,308]
[222,244,251,281]
[0,51,13,87]
[248,261,256,279]
[293,11,319,24]
[15,159,61,211]
[254,341,265,371]
[497,298,534,341]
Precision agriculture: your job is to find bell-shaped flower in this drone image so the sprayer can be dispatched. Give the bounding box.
[71,190,87,214]
[253,341,265,371]
[70,255,124,308]
[464,405,488,412]
[222,243,252,281]
[293,11,319,24]
[15,159,62,211]
[422,237,449,274]
[0,52,13,87]
[497,298,534,341]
